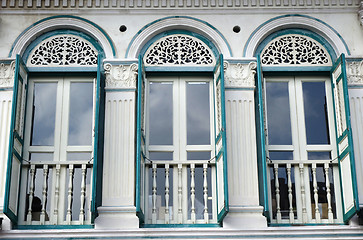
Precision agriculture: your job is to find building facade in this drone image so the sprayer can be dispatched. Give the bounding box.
[1,1,363,239]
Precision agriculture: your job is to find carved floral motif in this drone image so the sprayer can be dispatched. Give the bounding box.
[347,60,363,86]
[144,34,215,66]
[0,61,15,88]
[104,63,138,89]
[29,35,98,66]
[261,34,331,66]
[224,61,257,88]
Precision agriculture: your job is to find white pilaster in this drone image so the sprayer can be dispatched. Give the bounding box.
[94,62,139,229]
[0,61,15,230]
[222,60,267,229]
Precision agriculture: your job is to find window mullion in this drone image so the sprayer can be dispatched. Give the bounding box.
[58,77,69,162]
[288,78,301,161]
[294,78,308,162]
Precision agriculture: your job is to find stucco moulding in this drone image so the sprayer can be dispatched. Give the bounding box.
[104,63,138,89]
[0,61,15,89]
[224,61,257,88]
[347,60,363,86]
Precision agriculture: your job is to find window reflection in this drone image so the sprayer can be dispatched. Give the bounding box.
[68,82,93,146]
[149,82,173,145]
[302,82,330,145]
[187,82,210,145]
[31,83,57,146]
[266,82,292,145]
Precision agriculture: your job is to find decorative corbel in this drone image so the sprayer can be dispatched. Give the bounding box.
[104,63,138,89]
[347,60,363,86]
[0,61,15,88]
[223,61,257,88]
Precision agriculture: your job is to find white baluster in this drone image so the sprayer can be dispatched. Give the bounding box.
[190,163,196,223]
[165,164,170,224]
[152,163,157,224]
[53,164,61,224]
[203,163,209,223]
[178,164,183,224]
[286,163,294,223]
[274,164,281,223]
[66,165,74,224]
[312,163,321,223]
[79,164,87,224]
[27,165,36,224]
[40,165,49,224]
[300,163,307,223]
[324,163,334,223]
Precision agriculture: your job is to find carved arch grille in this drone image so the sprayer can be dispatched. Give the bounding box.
[28,34,98,67]
[144,34,216,66]
[261,34,332,66]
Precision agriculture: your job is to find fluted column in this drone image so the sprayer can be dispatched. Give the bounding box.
[0,60,15,230]
[222,60,267,228]
[95,60,139,229]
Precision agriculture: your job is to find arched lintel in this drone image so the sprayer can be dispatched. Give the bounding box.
[126,16,232,59]
[244,14,350,59]
[9,15,116,59]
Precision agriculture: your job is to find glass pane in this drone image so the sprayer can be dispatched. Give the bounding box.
[266,82,292,145]
[67,152,92,161]
[149,82,173,145]
[303,82,330,144]
[31,83,57,146]
[30,153,54,161]
[268,151,293,160]
[68,82,93,146]
[187,151,211,161]
[308,152,331,160]
[187,82,210,145]
[149,152,173,161]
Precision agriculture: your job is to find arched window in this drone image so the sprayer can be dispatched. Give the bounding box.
[135,32,228,226]
[4,31,105,227]
[255,31,359,225]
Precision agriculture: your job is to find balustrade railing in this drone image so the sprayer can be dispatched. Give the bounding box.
[269,161,338,224]
[144,160,215,224]
[23,161,93,225]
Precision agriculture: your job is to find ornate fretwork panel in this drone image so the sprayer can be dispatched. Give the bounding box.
[28,35,98,67]
[0,61,15,88]
[347,60,363,86]
[144,34,216,66]
[224,61,257,88]
[261,34,332,66]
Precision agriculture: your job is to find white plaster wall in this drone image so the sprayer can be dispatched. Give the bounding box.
[0,10,362,59]
[0,91,12,210]
[102,91,136,206]
[225,90,259,206]
[349,88,363,207]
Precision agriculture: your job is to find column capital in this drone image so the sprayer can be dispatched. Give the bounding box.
[223,61,257,89]
[0,61,15,89]
[347,60,363,86]
[104,63,138,90]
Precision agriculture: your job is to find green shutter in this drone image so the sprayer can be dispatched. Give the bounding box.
[4,55,28,224]
[330,53,359,223]
[91,54,105,222]
[136,55,146,223]
[214,54,229,223]
[255,55,270,221]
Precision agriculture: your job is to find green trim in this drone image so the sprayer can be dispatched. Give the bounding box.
[3,55,28,224]
[330,54,359,223]
[262,66,332,72]
[126,16,232,58]
[244,14,350,57]
[9,15,116,57]
[225,87,255,91]
[15,224,94,230]
[145,66,215,72]
[27,67,98,73]
[255,55,270,221]
[105,88,136,92]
